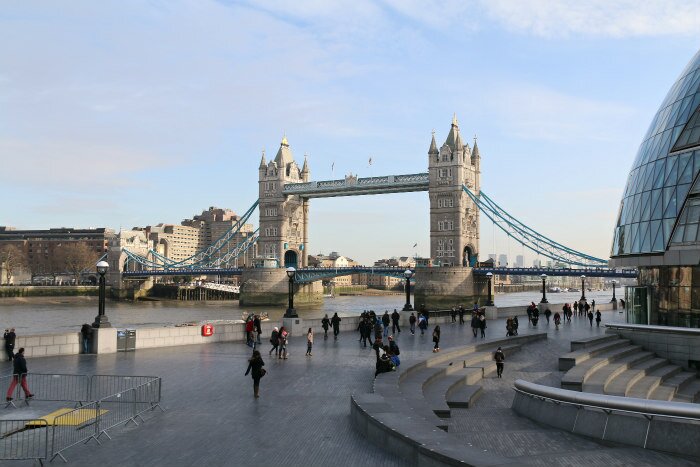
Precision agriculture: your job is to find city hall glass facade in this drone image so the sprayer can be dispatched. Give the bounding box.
[611,49,700,327]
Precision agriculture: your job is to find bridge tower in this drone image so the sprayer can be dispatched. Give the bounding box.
[257,136,310,268]
[428,114,480,267]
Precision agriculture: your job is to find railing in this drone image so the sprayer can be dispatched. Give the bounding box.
[513,379,700,448]
[605,323,700,336]
[1,373,163,463]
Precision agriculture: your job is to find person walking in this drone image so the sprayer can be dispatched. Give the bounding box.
[6,348,33,402]
[544,308,551,324]
[587,310,594,327]
[269,327,279,356]
[471,313,479,337]
[321,314,330,339]
[245,317,255,348]
[381,311,390,337]
[391,309,401,334]
[591,299,596,312]
[253,315,262,344]
[278,326,289,359]
[458,305,465,325]
[244,350,265,398]
[409,313,416,335]
[305,328,313,356]
[418,313,428,336]
[595,310,602,327]
[331,313,341,340]
[432,325,441,352]
[450,307,457,324]
[554,311,561,330]
[494,347,505,378]
[3,328,16,361]
[80,324,92,354]
[479,313,487,338]
[573,300,579,316]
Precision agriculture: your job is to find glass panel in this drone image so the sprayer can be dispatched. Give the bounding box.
[663,218,676,247]
[652,223,664,251]
[664,155,678,185]
[641,221,652,252]
[662,187,678,218]
[650,189,663,220]
[685,223,699,242]
[640,191,652,222]
[672,225,685,243]
[678,152,693,184]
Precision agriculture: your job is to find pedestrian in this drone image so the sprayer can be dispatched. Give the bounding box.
[364,319,374,347]
[253,315,262,344]
[278,326,289,359]
[544,308,551,324]
[382,311,390,337]
[513,316,519,335]
[331,313,341,340]
[494,346,505,378]
[432,325,441,352]
[375,348,394,377]
[595,310,602,327]
[450,307,457,324]
[506,317,514,336]
[458,305,465,324]
[526,305,533,323]
[245,317,255,348]
[587,310,594,327]
[591,299,596,311]
[471,312,479,337]
[554,311,561,330]
[479,313,487,338]
[269,327,279,356]
[573,301,578,315]
[306,328,313,356]
[391,309,401,334]
[80,324,92,354]
[388,335,400,356]
[418,314,428,335]
[409,312,416,335]
[3,328,16,361]
[6,348,33,402]
[372,334,384,358]
[321,314,330,339]
[244,350,265,398]
[620,298,625,308]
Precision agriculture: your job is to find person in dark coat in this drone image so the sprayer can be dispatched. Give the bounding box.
[458,305,465,324]
[6,348,32,401]
[494,347,505,378]
[588,310,594,327]
[391,309,401,334]
[388,335,400,356]
[3,328,16,361]
[269,327,279,356]
[80,324,93,354]
[409,313,417,335]
[432,325,441,352]
[595,310,602,327]
[244,350,265,398]
[479,314,487,338]
[331,313,342,340]
[381,311,390,337]
[471,313,479,337]
[321,314,330,339]
[253,315,262,344]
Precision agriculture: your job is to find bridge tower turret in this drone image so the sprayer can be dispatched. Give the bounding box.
[257,136,309,268]
[428,114,480,267]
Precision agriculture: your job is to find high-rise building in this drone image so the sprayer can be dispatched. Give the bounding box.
[497,254,508,267]
[147,224,202,264]
[182,207,256,267]
[515,255,524,268]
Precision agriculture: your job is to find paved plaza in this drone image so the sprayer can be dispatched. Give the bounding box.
[1,309,696,466]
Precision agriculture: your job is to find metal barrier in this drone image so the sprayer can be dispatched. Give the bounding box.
[0,373,163,463]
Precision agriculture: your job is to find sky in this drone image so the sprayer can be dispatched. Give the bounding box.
[1,0,699,265]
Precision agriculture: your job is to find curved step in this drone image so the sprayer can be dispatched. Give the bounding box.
[559,339,630,371]
[650,372,697,401]
[582,351,654,394]
[671,375,700,403]
[446,384,482,409]
[570,334,620,351]
[605,357,668,396]
[561,345,643,391]
[422,368,482,417]
[627,364,681,399]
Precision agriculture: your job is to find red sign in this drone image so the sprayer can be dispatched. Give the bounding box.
[201,324,214,337]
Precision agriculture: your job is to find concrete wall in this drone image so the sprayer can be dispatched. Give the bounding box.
[0,332,80,358]
[239,268,323,307]
[605,324,700,370]
[413,266,487,310]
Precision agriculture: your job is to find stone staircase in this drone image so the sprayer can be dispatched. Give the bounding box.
[559,335,700,402]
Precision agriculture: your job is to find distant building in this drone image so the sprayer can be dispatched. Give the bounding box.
[533,259,542,268]
[515,255,524,268]
[497,254,508,267]
[307,251,358,286]
[147,224,202,264]
[360,256,415,290]
[488,254,496,262]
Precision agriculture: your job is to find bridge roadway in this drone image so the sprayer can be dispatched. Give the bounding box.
[10,309,691,466]
[121,265,638,280]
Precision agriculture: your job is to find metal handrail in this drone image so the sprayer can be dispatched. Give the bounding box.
[605,323,700,336]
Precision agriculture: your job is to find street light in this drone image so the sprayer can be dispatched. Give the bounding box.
[284,267,298,318]
[580,275,586,301]
[611,280,617,302]
[92,260,111,328]
[486,272,494,306]
[540,274,548,304]
[402,269,414,311]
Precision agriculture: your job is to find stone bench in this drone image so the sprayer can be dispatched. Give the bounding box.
[559,338,630,371]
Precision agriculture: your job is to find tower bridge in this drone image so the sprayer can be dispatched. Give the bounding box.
[119,115,625,308]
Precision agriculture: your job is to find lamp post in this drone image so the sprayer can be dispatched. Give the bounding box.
[92,260,111,328]
[285,267,298,318]
[540,274,548,304]
[611,280,617,302]
[580,275,586,301]
[486,272,494,306]
[402,269,414,311]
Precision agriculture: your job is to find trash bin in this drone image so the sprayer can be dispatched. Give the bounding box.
[117,329,137,352]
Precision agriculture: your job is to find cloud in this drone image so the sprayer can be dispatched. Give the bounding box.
[479,0,700,38]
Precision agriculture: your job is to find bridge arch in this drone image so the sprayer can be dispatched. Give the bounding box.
[463,245,477,267]
[284,250,299,268]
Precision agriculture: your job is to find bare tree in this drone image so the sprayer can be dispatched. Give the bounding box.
[54,243,99,285]
[0,244,28,285]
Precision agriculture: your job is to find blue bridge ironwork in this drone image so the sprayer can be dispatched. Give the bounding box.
[474,267,637,278]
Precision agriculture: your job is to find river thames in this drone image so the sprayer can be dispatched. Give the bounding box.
[0,289,617,335]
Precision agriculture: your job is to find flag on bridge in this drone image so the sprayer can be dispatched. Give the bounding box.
[368,157,372,166]
[413,243,418,248]
[331,162,335,173]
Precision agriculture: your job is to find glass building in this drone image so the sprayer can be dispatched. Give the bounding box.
[610,49,700,327]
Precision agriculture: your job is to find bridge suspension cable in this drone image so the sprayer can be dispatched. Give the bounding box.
[462,186,608,267]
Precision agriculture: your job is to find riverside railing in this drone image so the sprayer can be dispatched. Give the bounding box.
[0,373,163,464]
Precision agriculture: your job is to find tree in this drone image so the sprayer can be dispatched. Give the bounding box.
[54,243,100,285]
[0,244,28,285]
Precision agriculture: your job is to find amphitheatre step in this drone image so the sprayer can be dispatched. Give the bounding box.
[570,334,620,351]
[582,351,654,394]
[650,372,697,401]
[605,357,668,396]
[672,376,700,403]
[561,345,643,391]
[446,384,482,409]
[627,364,681,399]
[559,338,630,371]
[422,368,483,418]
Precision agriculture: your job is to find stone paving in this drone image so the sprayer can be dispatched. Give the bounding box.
[0,308,695,466]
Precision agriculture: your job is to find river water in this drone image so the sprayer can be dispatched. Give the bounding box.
[0,289,616,335]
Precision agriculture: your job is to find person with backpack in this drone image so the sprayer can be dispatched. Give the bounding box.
[391,309,401,334]
[305,328,313,356]
[409,312,417,335]
[278,326,289,359]
[269,327,279,357]
[321,314,330,339]
[331,313,342,340]
[418,314,428,335]
[244,350,265,398]
[494,347,505,378]
[432,325,441,352]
